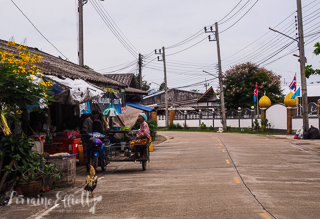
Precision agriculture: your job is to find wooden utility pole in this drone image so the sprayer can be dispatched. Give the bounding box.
[155,48,169,128]
[296,0,309,130]
[162,47,169,128]
[78,0,84,66]
[214,22,227,131]
[138,53,143,89]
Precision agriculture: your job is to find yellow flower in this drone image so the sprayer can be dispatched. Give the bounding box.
[16,110,23,115]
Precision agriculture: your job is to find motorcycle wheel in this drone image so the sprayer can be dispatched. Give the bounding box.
[93,156,98,170]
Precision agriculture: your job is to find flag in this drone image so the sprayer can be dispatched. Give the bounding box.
[289,73,296,92]
[253,83,258,102]
[291,87,300,99]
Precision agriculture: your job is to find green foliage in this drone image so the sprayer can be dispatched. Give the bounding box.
[0,42,53,122]
[133,74,153,92]
[131,121,140,130]
[253,118,260,131]
[209,126,214,130]
[199,122,206,130]
[42,164,63,180]
[168,123,177,129]
[168,123,183,130]
[147,120,158,141]
[261,118,268,126]
[159,82,165,91]
[223,62,283,110]
[0,135,62,182]
[83,65,94,70]
[305,42,320,78]
[176,123,182,129]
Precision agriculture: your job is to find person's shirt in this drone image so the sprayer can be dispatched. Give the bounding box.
[82,117,93,133]
[92,119,103,134]
[136,121,150,139]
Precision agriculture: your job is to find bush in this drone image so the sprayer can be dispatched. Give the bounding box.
[209,126,213,130]
[176,123,183,129]
[199,122,206,130]
[147,120,158,140]
[168,123,177,130]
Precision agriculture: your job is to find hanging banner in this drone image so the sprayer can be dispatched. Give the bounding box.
[88,88,126,116]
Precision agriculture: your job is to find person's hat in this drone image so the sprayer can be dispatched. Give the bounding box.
[140,113,147,121]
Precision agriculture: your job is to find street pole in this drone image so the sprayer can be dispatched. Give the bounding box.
[162,47,169,128]
[78,0,84,66]
[138,53,143,89]
[296,0,309,130]
[214,22,227,131]
[155,48,169,128]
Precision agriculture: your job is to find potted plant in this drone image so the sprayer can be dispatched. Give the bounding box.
[15,150,45,197]
[0,135,45,197]
[40,163,63,190]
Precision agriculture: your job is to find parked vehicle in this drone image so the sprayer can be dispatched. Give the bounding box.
[88,133,111,171]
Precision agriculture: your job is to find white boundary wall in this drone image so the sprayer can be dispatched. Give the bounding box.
[158,105,319,131]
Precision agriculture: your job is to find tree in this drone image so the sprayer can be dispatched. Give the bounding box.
[0,41,53,122]
[133,74,153,92]
[305,42,320,78]
[223,62,283,110]
[159,82,165,91]
[0,41,53,195]
[142,80,151,92]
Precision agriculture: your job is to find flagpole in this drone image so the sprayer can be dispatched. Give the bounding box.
[257,90,259,118]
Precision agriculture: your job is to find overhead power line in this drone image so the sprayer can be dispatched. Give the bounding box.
[11,0,69,60]
[89,0,138,58]
[219,0,252,25]
[220,0,259,34]
[218,0,243,23]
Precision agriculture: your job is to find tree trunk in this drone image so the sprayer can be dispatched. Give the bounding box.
[0,159,14,193]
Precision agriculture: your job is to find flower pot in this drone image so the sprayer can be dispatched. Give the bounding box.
[44,177,56,190]
[18,181,41,197]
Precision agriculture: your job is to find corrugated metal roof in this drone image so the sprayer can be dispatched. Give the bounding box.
[103,73,134,86]
[126,102,154,112]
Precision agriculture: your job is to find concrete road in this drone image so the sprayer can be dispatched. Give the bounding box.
[3,132,320,219]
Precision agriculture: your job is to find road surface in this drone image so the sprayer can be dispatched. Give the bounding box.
[3,131,320,219]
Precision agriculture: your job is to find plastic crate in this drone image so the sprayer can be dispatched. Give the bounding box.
[47,156,76,187]
[52,138,81,159]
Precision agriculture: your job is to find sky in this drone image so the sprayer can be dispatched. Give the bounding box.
[1,0,319,94]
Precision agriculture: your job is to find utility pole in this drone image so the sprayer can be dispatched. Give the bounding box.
[78,0,86,66]
[296,0,309,130]
[155,47,169,128]
[204,23,227,131]
[138,53,143,89]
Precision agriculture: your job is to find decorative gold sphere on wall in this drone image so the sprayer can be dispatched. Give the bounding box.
[284,92,299,107]
[259,95,271,108]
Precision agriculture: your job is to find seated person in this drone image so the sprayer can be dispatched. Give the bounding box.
[129,113,150,148]
[92,118,103,134]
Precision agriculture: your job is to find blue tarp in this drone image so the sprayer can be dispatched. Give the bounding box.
[126,102,154,112]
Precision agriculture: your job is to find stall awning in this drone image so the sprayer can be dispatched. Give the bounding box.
[126,102,154,112]
[45,75,105,105]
